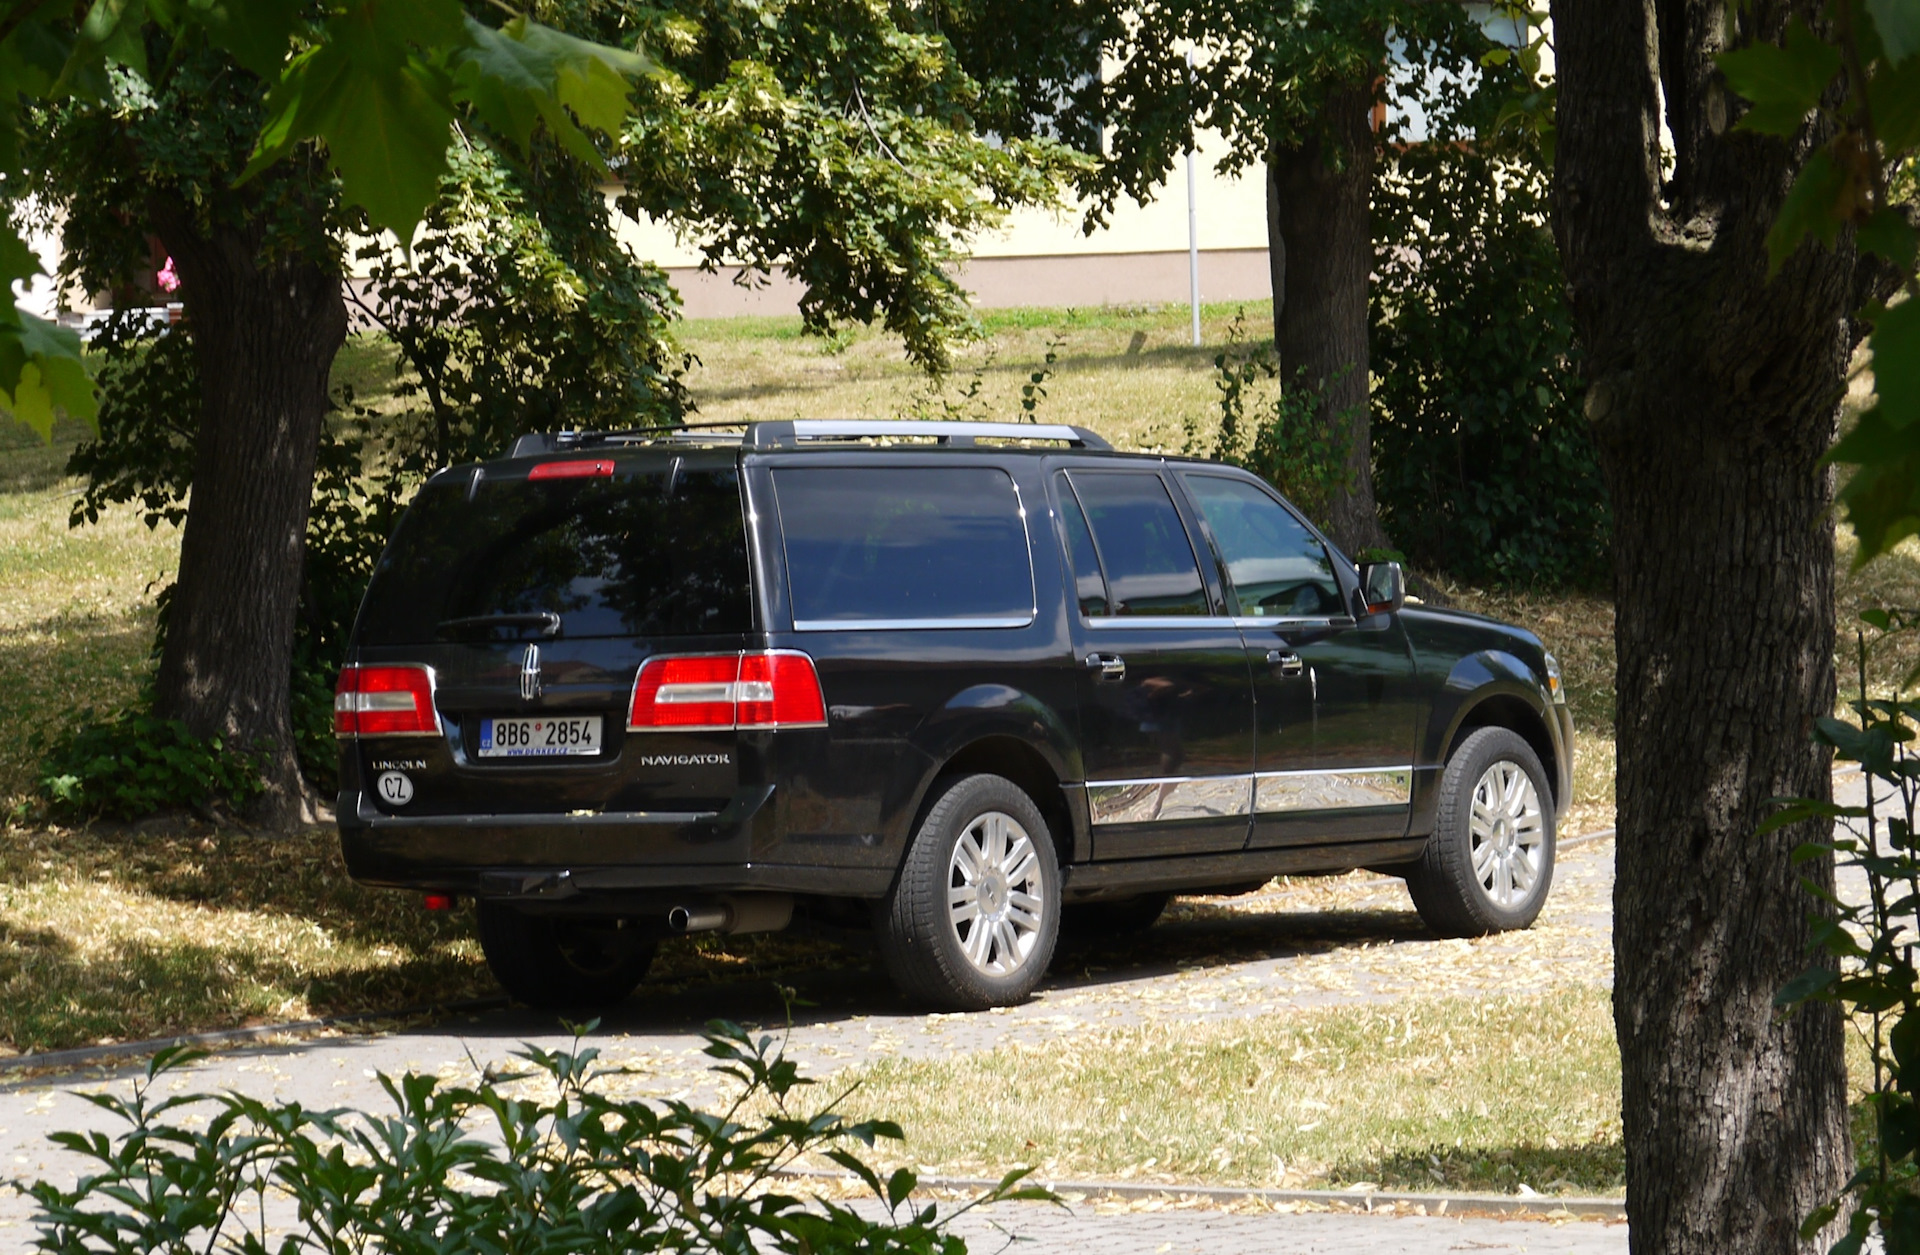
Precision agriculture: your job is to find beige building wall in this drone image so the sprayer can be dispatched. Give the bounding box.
[618,132,1273,316]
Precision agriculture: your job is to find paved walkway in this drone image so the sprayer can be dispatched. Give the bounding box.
[0,826,1629,1254]
[919,1198,1627,1253]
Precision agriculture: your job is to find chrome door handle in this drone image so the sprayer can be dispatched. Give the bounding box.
[1266,649,1304,677]
[1085,653,1127,681]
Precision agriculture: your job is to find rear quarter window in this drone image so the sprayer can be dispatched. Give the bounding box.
[773,466,1036,627]
[356,462,752,644]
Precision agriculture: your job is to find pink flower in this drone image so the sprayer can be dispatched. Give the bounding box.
[156,257,180,293]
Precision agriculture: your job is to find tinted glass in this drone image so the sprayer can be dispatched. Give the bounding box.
[357,463,752,644]
[1054,474,1110,617]
[1068,471,1210,617]
[1184,474,1343,616]
[775,466,1035,624]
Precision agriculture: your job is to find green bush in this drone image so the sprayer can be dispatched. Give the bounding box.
[1187,314,1355,536]
[37,709,265,821]
[20,1020,1044,1254]
[1369,139,1608,589]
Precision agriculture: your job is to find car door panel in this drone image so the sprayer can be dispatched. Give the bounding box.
[1176,473,1420,849]
[1053,468,1254,859]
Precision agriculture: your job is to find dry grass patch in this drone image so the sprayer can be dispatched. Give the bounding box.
[835,986,1623,1197]
[0,823,497,1054]
[681,303,1269,454]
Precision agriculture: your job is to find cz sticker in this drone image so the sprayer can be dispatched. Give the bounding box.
[376,770,415,807]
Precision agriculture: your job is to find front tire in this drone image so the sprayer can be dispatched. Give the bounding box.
[476,904,657,1009]
[1405,727,1556,937]
[878,773,1061,1010]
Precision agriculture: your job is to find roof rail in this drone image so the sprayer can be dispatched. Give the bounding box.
[744,420,1111,451]
[508,423,748,458]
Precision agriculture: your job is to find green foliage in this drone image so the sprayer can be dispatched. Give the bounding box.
[35,710,266,822]
[1065,0,1488,227]
[65,313,198,532]
[1188,315,1354,532]
[19,1019,1049,1254]
[1715,2,1920,562]
[1773,619,1920,1255]
[0,0,653,435]
[613,0,1085,370]
[350,139,689,469]
[1370,142,1607,587]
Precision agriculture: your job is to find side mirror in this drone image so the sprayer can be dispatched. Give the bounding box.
[1357,561,1405,616]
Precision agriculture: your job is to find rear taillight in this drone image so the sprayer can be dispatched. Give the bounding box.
[334,664,439,738]
[629,654,740,731]
[628,651,827,732]
[736,651,828,728]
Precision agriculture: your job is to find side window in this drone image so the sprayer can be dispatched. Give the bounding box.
[1053,473,1110,617]
[773,466,1036,626]
[1182,474,1344,617]
[1067,471,1210,617]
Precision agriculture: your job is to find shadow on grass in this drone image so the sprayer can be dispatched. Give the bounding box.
[0,418,88,496]
[1333,1139,1624,1196]
[0,912,492,1053]
[0,610,154,802]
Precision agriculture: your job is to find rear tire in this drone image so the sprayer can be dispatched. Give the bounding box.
[476,904,657,1009]
[1405,727,1556,937]
[878,773,1061,1010]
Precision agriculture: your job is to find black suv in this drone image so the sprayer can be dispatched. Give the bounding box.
[336,420,1572,1011]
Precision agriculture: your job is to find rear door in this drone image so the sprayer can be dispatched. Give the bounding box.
[350,451,755,819]
[1054,468,1254,859]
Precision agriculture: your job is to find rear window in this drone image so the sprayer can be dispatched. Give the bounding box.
[356,462,752,644]
[1067,470,1210,616]
[774,466,1036,627]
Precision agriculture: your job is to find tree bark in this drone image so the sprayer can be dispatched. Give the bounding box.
[1551,0,1852,1250]
[149,195,346,829]
[1266,77,1389,558]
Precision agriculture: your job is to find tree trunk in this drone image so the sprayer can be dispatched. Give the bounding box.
[149,196,346,829]
[1266,77,1389,558]
[1551,0,1852,1250]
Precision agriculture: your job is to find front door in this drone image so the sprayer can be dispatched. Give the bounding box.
[1177,472,1418,848]
[1053,469,1254,859]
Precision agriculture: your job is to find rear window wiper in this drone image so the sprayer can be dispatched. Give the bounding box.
[436,612,562,638]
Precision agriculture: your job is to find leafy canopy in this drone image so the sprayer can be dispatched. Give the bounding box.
[0,0,654,438]
[1716,0,1920,562]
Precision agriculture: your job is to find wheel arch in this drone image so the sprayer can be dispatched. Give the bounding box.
[1440,693,1562,810]
[907,734,1079,873]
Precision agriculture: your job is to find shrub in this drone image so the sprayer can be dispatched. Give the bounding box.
[18,1019,1046,1254]
[37,709,265,821]
[1369,139,1608,589]
[1187,314,1355,536]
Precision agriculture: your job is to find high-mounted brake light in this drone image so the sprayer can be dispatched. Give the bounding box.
[528,458,616,480]
[628,651,828,732]
[334,664,439,738]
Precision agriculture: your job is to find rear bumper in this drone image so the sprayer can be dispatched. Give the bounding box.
[338,784,894,902]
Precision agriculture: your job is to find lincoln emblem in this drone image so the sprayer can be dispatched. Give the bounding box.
[519,643,542,701]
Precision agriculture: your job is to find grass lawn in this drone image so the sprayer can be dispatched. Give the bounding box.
[837,989,1625,1196]
[0,302,1887,1197]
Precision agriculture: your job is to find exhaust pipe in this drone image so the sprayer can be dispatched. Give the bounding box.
[666,894,794,936]
[668,904,730,933]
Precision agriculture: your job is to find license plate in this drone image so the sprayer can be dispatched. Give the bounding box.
[478,715,603,758]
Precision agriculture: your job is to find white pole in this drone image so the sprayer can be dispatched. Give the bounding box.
[1185,50,1201,348]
